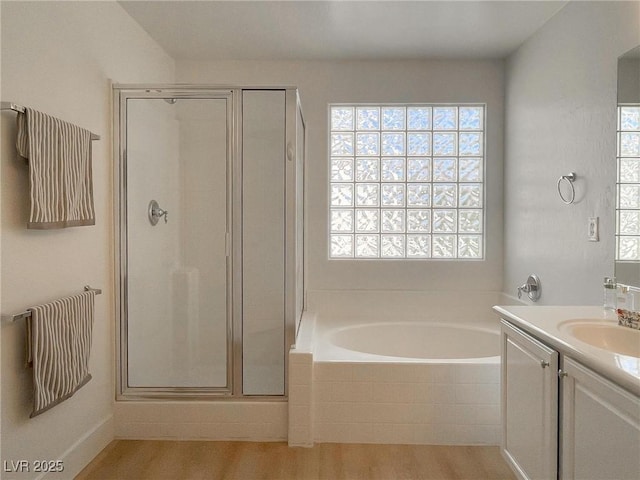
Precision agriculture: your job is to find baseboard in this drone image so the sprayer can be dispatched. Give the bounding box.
[38,414,114,480]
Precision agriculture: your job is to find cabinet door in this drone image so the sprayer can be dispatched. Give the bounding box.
[501,320,559,480]
[561,357,640,480]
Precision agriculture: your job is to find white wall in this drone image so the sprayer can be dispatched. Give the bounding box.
[177,59,505,293]
[0,2,174,478]
[618,56,640,104]
[504,1,640,305]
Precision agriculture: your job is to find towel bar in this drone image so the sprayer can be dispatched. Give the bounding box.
[8,286,102,322]
[1,101,100,140]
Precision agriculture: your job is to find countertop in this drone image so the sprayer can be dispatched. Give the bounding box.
[493,305,640,397]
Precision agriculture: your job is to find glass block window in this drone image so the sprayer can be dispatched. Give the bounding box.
[616,105,640,262]
[329,104,485,259]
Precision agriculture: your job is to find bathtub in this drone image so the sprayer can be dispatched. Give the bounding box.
[317,321,500,362]
[288,308,502,447]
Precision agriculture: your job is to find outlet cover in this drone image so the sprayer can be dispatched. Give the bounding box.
[588,217,599,242]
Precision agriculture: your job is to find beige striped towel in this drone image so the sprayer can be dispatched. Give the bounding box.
[16,108,95,229]
[27,290,95,418]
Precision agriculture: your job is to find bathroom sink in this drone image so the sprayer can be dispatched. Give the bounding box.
[560,320,640,357]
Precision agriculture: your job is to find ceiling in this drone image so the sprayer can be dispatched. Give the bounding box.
[119,0,568,61]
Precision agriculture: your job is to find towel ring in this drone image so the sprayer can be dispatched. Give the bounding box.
[557,172,576,204]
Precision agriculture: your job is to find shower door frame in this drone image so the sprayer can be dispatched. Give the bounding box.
[113,85,302,400]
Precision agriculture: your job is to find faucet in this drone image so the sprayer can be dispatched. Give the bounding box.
[517,274,541,302]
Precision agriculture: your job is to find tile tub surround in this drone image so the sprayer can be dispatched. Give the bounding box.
[288,312,316,447]
[313,362,500,445]
[288,291,506,446]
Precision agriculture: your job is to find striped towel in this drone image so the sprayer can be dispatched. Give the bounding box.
[16,108,95,229]
[27,290,95,418]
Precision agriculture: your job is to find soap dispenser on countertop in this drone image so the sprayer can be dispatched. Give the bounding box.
[604,277,616,310]
[622,285,637,312]
[616,283,635,311]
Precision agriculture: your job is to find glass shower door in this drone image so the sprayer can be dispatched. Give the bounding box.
[123,94,232,392]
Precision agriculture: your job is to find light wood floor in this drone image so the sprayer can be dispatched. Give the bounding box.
[76,441,516,480]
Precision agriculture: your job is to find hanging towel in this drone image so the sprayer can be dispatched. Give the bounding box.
[16,108,95,229]
[27,290,95,418]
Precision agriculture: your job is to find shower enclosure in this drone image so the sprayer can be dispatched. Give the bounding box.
[113,86,305,398]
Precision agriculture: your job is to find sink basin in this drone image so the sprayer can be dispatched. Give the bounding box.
[560,320,640,357]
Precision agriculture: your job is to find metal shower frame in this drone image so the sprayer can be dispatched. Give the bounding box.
[112,84,305,401]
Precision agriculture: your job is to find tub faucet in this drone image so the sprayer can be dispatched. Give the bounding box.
[517,274,541,302]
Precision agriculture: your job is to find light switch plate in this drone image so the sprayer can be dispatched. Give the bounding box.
[588,217,599,242]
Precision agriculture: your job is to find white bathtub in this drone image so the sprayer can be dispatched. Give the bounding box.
[289,312,502,446]
[287,291,511,446]
[321,321,500,362]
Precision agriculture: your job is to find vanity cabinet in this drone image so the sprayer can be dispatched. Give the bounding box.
[501,320,559,480]
[501,320,640,480]
[561,357,640,480]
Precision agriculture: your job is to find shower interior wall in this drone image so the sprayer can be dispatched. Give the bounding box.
[179,100,230,386]
[124,97,228,391]
[125,99,181,388]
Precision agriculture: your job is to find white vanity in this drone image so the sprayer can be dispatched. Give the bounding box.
[494,305,640,480]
